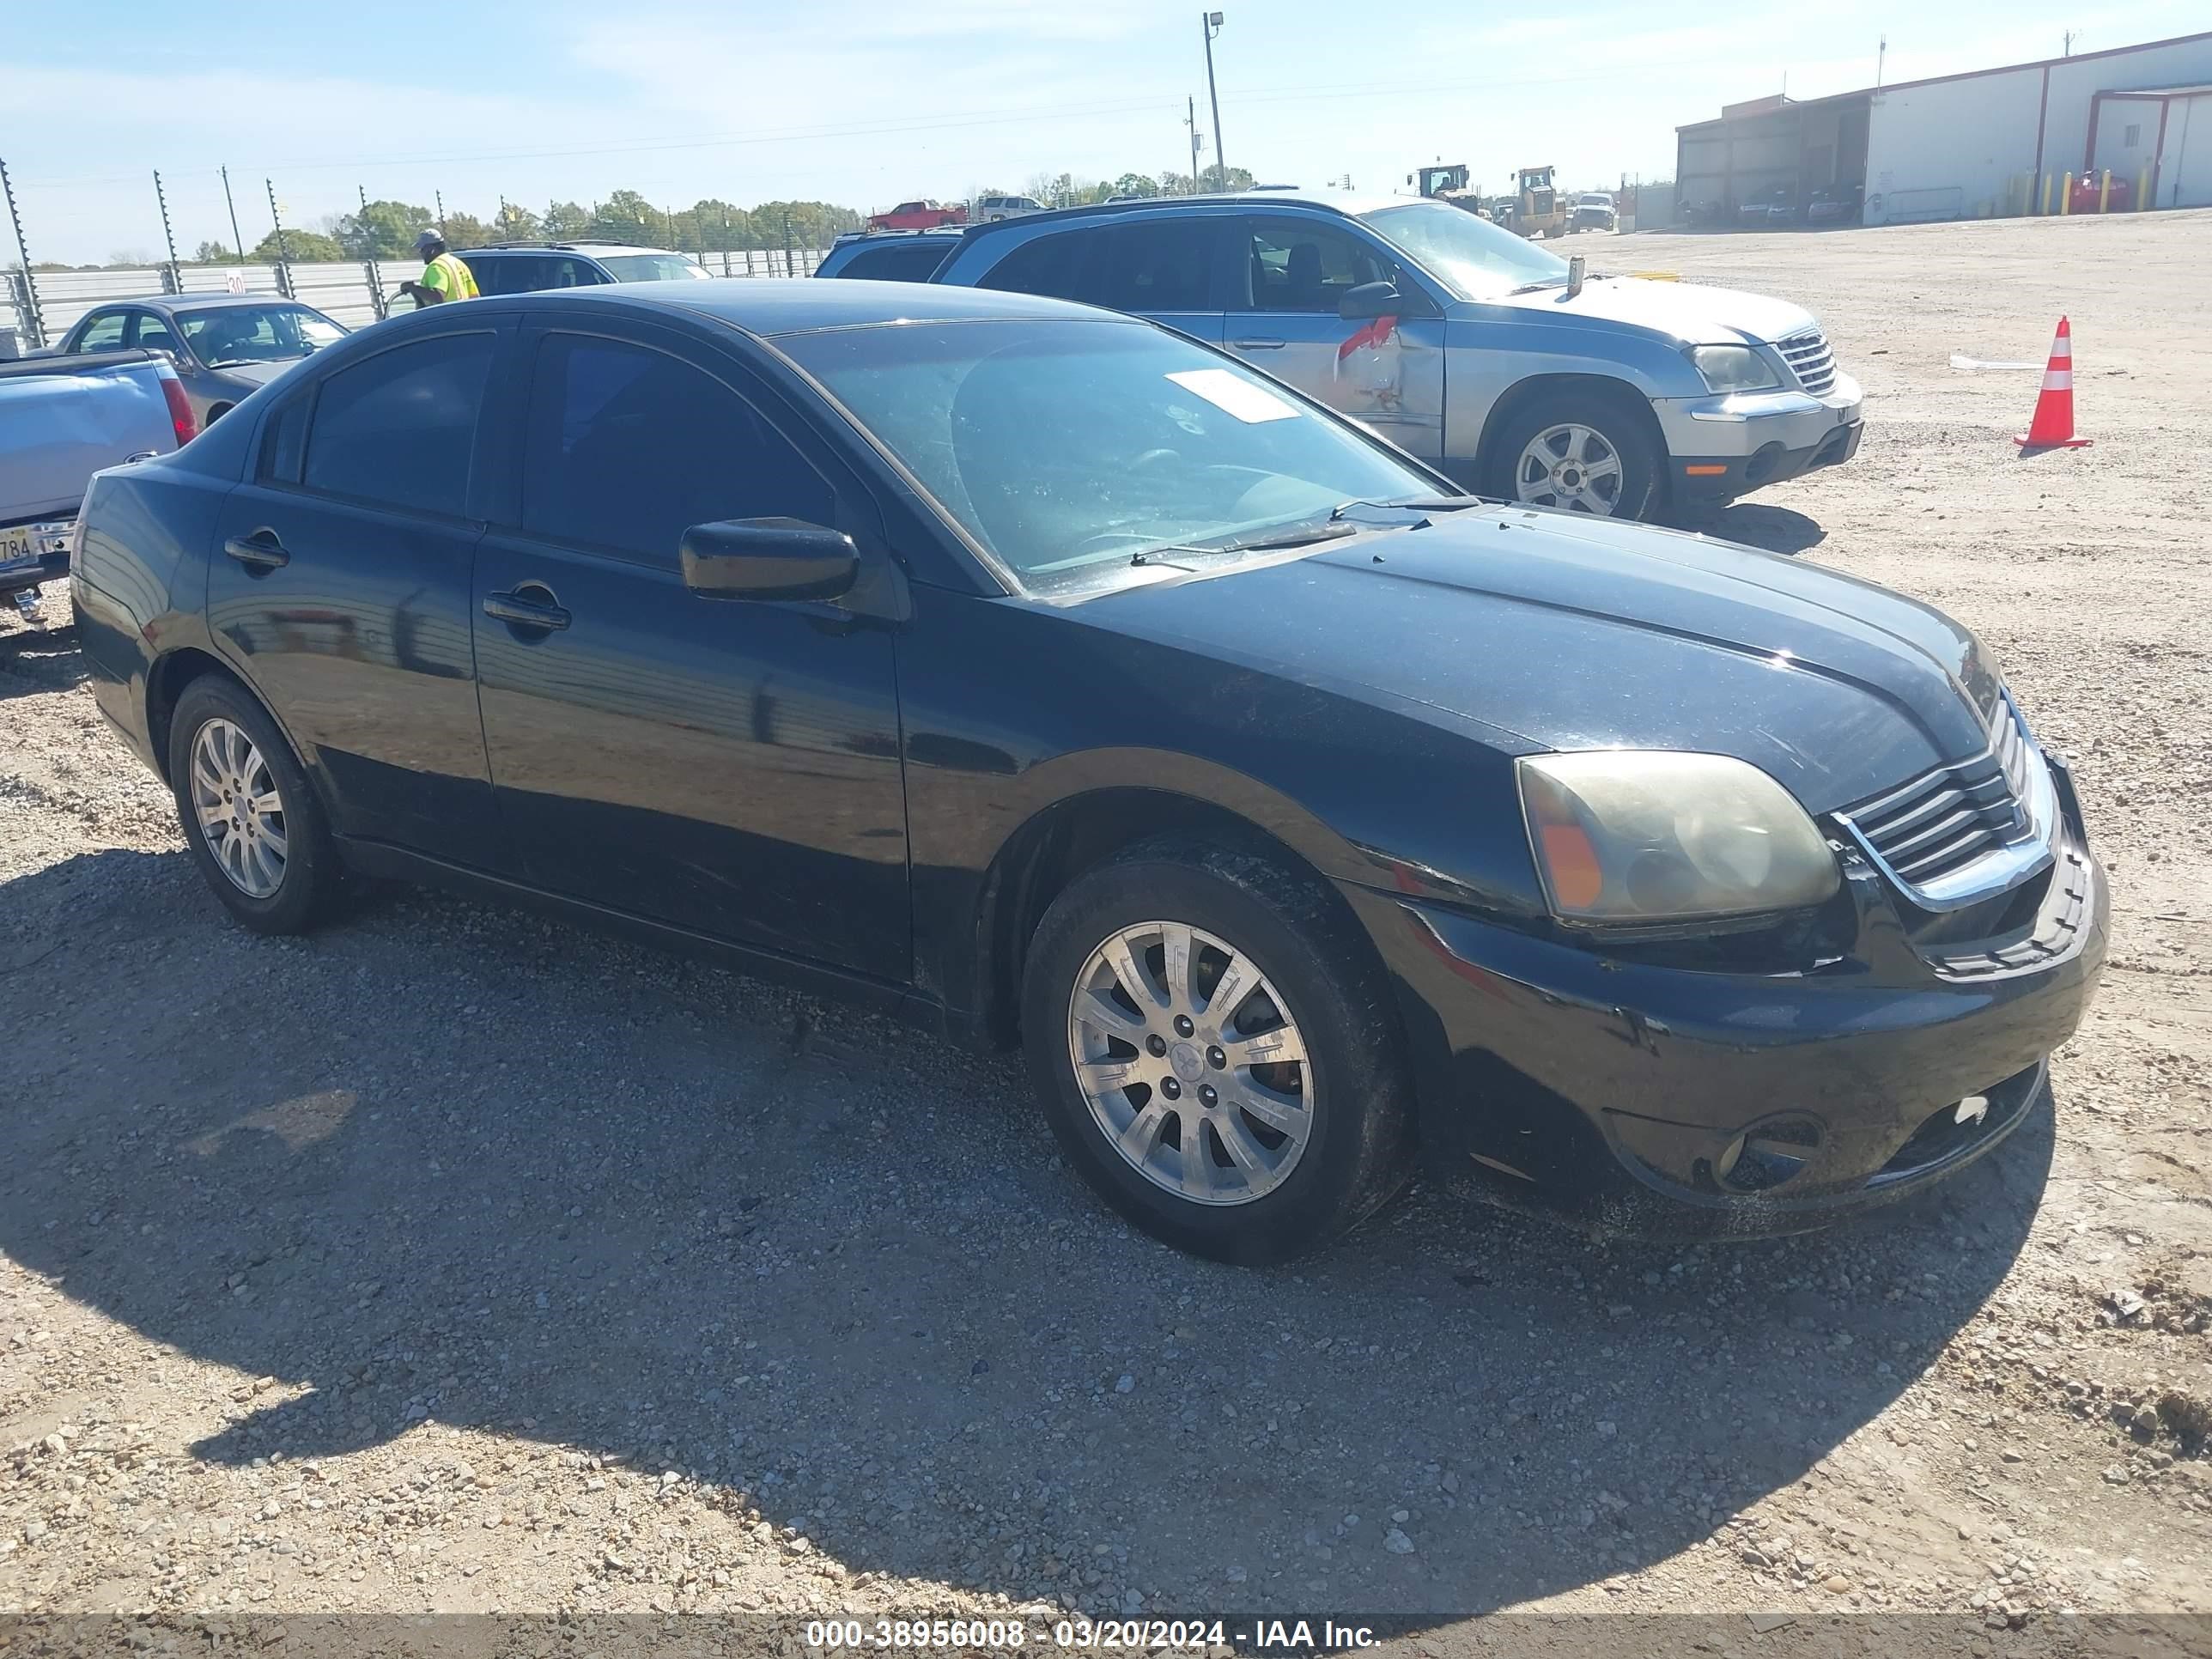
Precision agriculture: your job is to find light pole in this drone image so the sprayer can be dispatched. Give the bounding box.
[1201,11,1226,191]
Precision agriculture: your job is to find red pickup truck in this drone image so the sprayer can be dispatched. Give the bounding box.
[866,200,969,232]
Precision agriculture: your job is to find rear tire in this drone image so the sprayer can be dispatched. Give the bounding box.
[1020,836,1415,1263]
[167,677,341,935]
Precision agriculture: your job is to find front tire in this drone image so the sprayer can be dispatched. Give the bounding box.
[1486,386,1664,520]
[167,677,340,934]
[1021,837,1415,1263]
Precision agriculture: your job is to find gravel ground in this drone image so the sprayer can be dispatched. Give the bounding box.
[3,210,2209,1648]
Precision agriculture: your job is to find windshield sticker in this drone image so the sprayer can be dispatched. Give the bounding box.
[1165,368,1300,423]
[1335,315,1403,412]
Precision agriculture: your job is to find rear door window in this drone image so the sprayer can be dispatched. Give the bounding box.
[301,332,496,518]
[467,255,547,296]
[976,228,1103,303]
[520,332,836,566]
[1092,219,1220,313]
[74,312,128,351]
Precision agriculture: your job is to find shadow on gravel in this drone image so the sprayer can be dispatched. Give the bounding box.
[1682,503,1828,556]
[0,616,86,698]
[0,848,2051,1620]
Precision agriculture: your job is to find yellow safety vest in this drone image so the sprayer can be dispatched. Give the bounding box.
[422,252,479,301]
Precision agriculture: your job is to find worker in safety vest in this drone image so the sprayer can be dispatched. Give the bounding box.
[401,230,478,307]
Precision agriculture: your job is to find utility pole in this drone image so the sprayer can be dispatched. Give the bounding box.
[1201,12,1226,190]
[2062,30,2075,56]
[222,165,246,264]
[1,155,44,348]
[1876,34,1887,87]
[153,170,181,293]
[1185,95,1202,192]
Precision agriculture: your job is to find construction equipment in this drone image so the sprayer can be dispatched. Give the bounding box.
[1410,163,1491,219]
[1509,166,1566,239]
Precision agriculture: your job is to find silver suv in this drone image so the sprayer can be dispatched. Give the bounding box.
[929,192,1862,520]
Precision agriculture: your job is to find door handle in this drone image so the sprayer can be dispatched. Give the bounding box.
[483,589,571,632]
[223,532,289,570]
[1231,337,1287,350]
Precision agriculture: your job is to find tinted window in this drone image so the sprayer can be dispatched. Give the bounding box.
[521,334,835,566]
[75,313,127,351]
[1243,218,1389,313]
[976,229,1096,302]
[1094,220,1217,312]
[467,255,550,296]
[301,332,495,517]
[831,240,955,282]
[259,394,309,484]
[179,304,344,362]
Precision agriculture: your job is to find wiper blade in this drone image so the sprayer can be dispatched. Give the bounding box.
[1133,520,1364,564]
[1330,495,1484,519]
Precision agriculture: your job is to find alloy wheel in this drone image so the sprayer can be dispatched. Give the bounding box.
[1066,921,1315,1206]
[189,718,289,899]
[1514,422,1624,514]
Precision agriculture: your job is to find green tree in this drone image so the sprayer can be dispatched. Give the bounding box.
[492,202,543,242]
[333,199,434,260]
[252,228,345,264]
[543,200,592,239]
[191,240,240,264]
[591,189,660,245]
[1109,173,1162,199]
[441,212,494,250]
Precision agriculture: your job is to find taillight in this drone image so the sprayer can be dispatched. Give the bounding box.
[158,369,198,447]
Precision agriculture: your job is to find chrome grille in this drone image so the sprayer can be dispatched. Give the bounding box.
[1777,331,1836,396]
[1837,695,2056,910]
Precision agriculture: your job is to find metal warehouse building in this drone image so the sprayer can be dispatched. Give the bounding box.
[1675,28,2212,225]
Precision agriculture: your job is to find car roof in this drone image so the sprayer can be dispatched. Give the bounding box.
[954,189,1413,240]
[83,293,310,313]
[458,243,684,258]
[511,276,1140,337]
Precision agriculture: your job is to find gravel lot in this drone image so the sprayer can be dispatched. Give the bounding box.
[3,210,2210,1647]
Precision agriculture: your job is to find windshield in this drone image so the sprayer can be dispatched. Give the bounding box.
[1359,199,1571,299]
[179,305,347,365]
[777,319,1438,592]
[594,254,712,283]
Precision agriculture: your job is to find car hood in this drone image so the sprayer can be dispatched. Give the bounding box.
[1085,509,2003,815]
[1478,276,1815,344]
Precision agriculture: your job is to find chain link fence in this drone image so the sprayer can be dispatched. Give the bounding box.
[3,246,828,353]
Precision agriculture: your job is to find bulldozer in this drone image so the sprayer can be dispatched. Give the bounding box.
[1409,162,1491,219]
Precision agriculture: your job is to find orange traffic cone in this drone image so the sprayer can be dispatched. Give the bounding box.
[2014,317,2093,449]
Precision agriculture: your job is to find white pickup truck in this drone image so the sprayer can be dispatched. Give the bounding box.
[1,348,194,623]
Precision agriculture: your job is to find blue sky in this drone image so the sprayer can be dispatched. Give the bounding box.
[9,0,2203,263]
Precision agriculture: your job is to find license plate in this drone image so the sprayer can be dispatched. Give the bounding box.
[0,525,39,574]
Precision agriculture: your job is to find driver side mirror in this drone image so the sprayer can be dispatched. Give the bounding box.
[679,519,860,603]
[1339,280,1402,320]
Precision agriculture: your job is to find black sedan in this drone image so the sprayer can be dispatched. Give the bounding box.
[71,280,2106,1262]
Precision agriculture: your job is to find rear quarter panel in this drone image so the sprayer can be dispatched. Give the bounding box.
[73,459,231,775]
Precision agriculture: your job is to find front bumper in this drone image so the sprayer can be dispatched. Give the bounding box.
[1653,374,1864,502]
[1342,766,2106,1238]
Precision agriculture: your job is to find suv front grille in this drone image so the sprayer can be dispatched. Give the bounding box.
[1836,694,2057,910]
[1777,331,1836,395]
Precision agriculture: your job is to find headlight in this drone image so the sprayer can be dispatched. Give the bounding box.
[1517,751,1839,925]
[1686,344,1782,393]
